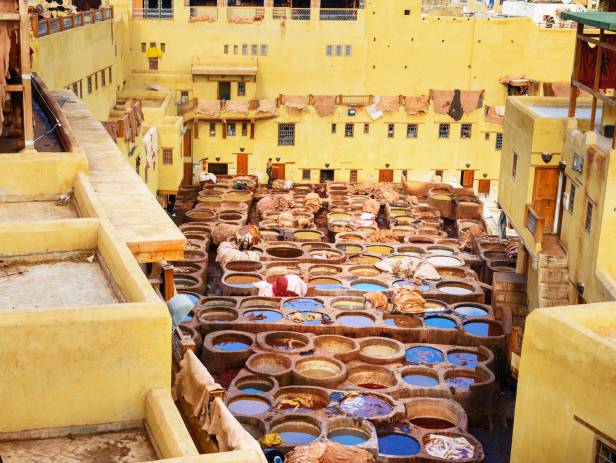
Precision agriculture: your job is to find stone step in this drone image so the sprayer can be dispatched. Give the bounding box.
[538,283,569,300]
[539,254,568,269]
[538,268,569,284]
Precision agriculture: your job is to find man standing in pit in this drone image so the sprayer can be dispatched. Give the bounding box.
[266,158,273,189]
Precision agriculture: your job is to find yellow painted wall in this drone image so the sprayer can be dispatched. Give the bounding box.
[511,303,616,462]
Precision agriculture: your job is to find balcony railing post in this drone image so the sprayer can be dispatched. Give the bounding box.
[31,15,39,38]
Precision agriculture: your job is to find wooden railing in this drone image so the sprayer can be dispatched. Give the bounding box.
[31,7,113,38]
[525,204,545,244]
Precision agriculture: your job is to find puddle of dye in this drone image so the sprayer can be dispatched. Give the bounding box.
[464,322,504,337]
[351,282,387,292]
[430,248,454,256]
[427,256,462,267]
[214,338,251,351]
[279,431,318,445]
[410,417,455,429]
[181,315,193,322]
[405,346,445,364]
[378,433,420,456]
[455,306,488,317]
[448,352,480,368]
[439,285,473,295]
[283,298,323,310]
[339,394,393,418]
[238,383,272,394]
[328,428,369,446]
[244,310,283,323]
[338,315,374,327]
[424,316,457,329]
[445,376,476,389]
[228,398,271,415]
[403,373,439,387]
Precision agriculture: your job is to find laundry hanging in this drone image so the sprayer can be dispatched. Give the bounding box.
[404,95,430,115]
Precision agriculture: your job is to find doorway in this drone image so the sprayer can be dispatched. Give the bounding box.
[477,179,491,195]
[182,127,192,186]
[236,153,248,176]
[272,163,285,180]
[218,82,231,101]
[378,169,394,182]
[460,170,475,189]
[208,163,229,175]
[532,167,559,230]
[320,169,335,182]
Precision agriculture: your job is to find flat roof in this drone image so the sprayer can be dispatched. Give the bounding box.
[561,12,616,30]
[526,104,602,123]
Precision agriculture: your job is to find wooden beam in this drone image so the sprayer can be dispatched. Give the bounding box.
[569,23,584,118]
[572,80,616,107]
[590,29,604,131]
[577,33,616,53]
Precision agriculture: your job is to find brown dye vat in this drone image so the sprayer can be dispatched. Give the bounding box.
[330,224,354,233]
[483,251,508,261]
[330,297,366,311]
[406,236,436,244]
[488,260,515,272]
[336,234,364,243]
[199,297,237,308]
[438,267,467,281]
[313,335,359,362]
[240,297,281,310]
[173,274,202,292]
[275,387,329,412]
[397,246,425,255]
[180,250,208,265]
[225,261,263,273]
[309,265,342,276]
[199,307,239,322]
[247,353,293,376]
[224,274,262,286]
[405,397,466,430]
[260,229,281,241]
[171,261,202,275]
[294,357,346,387]
[185,209,217,222]
[348,366,397,390]
[348,265,381,277]
[263,332,310,352]
[218,212,244,221]
[266,262,301,276]
[267,247,303,259]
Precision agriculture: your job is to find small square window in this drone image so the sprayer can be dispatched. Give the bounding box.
[404,9,411,14]
[495,133,503,150]
[227,123,236,137]
[238,82,246,97]
[260,44,268,56]
[460,123,472,139]
[364,123,369,134]
[109,67,112,83]
[224,44,229,54]
[209,122,216,136]
[72,82,78,95]
[160,43,166,52]
[350,169,358,183]
[149,41,156,48]
[407,123,418,138]
[149,57,158,70]
[302,169,311,181]
[335,45,342,56]
[234,45,239,54]
[438,123,450,139]
[141,42,146,52]
[278,123,295,146]
[326,45,333,56]
[388,124,395,138]
[101,70,106,87]
[331,123,337,134]
[512,152,518,178]
[251,44,258,55]
[585,200,593,233]
[569,183,576,213]
[163,148,173,165]
[242,44,248,55]
[435,169,444,181]
[484,132,490,141]
[180,91,189,104]
[345,45,352,56]
[345,123,354,137]
[241,122,248,136]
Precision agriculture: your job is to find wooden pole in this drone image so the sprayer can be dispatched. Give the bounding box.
[568,22,584,119]
[590,28,604,132]
[19,0,34,151]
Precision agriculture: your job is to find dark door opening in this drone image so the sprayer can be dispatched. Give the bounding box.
[208,163,229,175]
[320,169,335,182]
[218,82,231,101]
[460,169,475,189]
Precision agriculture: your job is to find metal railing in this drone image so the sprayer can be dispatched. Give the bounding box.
[227,6,265,21]
[133,7,174,19]
[319,8,357,21]
[189,5,218,21]
[525,205,545,244]
[31,7,114,38]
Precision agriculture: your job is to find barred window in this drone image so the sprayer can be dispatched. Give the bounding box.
[260,44,268,56]
[350,169,358,183]
[72,82,79,95]
[302,169,311,181]
[238,82,246,96]
[180,91,189,104]
[387,124,395,138]
[149,57,158,70]
[335,45,342,56]
[438,123,450,139]
[345,123,354,137]
[233,45,239,54]
[209,122,216,136]
[251,44,258,55]
[162,148,173,165]
[364,123,369,134]
[345,45,352,56]
[569,183,576,213]
[87,76,92,94]
[331,123,336,134]
[141,42,146,52]
[326,45,333,56]
[597,440,616,463]
[242,44,248,55]
[227,123,236,137]
[407,123,418,138]
[242,122,248,136]
[278,123,295,146]
[461,123,472,139]
[160,43,166,52]
[224,44,229,54]
[495,133,503,150]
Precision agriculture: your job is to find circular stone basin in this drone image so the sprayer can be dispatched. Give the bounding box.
[424,300,449,312]
[349,266,381,277]
[337,313,375,328]
[309,265,341,276]
[378,433,420,456]
[283,298,324,310]
[384,314,423,328]
[402,370,440,387]
[213,334,253,351]
[428,247,454,256]
[349,255,382,264]
[267,247,303,259]
[444,371,477,390]
[225,261,263,272]
[365,245,394,255]
[464,321,504,337]
[337,243,364,253]
[247,353,292,375]
[359,338,403,361]
[272,419,321,445]
[350,281,388,292]
[437,282,474,295]
[426,256,463,267]
[328,427,370,446]
[275,390,328,413]
[294,231,322,240]
[410,416,456,430]
[309,249,343,260]
[448,350,483,368]
[331,297,365,310]
[264,332,309,351]
[339,393,394,418]
[224,274,262,288]
[227,396,271,416]
[314,335,356,355]
[454,305,489,318]
[296,358,342,380]
[200,307,238,323]
[311,277,343,291]
[173,275,199,289]
[405,346,445,365]
[348,366,396,390]
[394,280,430,293]
[329,212,353,220]
[219,212,243,221]
[288,311,331,325]
[390,208,410,217]
[424,316,457,330]
[243,310,283,323]
[235,376,275,395]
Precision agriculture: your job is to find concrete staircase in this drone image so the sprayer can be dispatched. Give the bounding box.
[537,253,570,308]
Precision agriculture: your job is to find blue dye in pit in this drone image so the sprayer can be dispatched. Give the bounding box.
[455,306,488,317]
[186,294,199,303]
[238,382,272,394]
[215,340,251,351]
[239,387,268,395]
[378,433,420,456]
[394,281,430,292]
[464,322,503,337]
[405,346,444,365]
[279,431,317,445]
[315,284,343,291]
[445,376,475,389]
[283,298,323,310]
[338,315,374,327]
[181,315,193,322]
[228,398,271,415]
[448,352,479,368]
[424,316,457,329]
[351,282,387,292]
[227,283,254,288]
[402,373,439,387]
[328,428,369,446]
[384,318,396,327]
[244,310,283,323]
